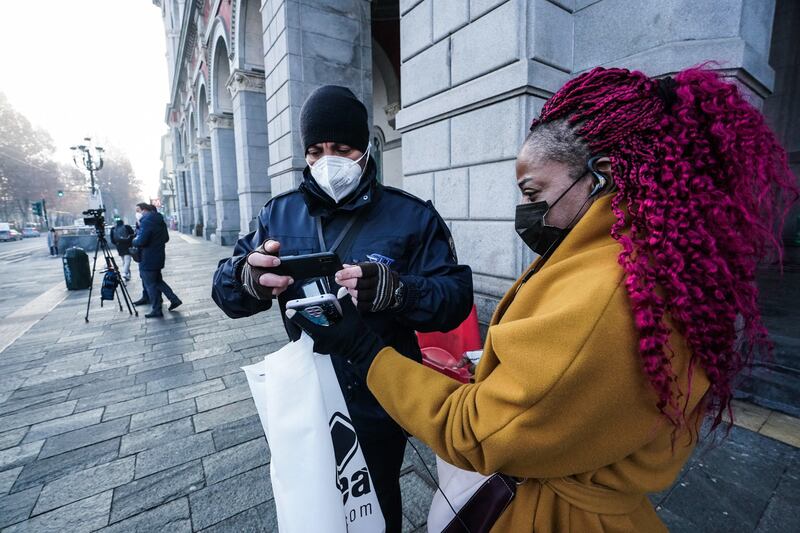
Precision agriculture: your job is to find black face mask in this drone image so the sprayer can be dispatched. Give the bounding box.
[514,174,584,257]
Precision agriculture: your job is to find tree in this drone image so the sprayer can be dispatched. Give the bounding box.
[0,94,143,227]
[0,92,61,226]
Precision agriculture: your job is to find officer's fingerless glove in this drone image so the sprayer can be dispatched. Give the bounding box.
[239,241,276,301]
[353,262,403,312]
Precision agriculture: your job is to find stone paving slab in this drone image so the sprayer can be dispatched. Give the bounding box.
[0,232,796,532]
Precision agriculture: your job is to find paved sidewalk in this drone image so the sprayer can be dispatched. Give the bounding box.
[0,233,797,532]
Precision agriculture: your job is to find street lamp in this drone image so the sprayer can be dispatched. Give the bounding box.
[70,138,104,196]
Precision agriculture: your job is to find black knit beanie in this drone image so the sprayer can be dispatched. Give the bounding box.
[300,85,369,153]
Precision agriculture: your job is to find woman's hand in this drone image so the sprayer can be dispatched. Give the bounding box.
[285,288,386,379]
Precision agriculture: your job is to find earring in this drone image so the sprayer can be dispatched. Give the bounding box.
[589,175,606,197]
[587,155,609,197]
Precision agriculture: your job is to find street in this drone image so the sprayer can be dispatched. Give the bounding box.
[0,237,63,321]
[0,234,797,532]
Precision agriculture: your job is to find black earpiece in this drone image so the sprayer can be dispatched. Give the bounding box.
[587,156,609,197]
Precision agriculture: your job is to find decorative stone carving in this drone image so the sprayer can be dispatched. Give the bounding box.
[230,0,238,60]
[196,137,211,148]
[226,69,266,97]
[207,113,234,130]
[384,102,401,129]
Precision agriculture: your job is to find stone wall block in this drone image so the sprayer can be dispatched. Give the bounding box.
[451,0,520,86]
[302,32,359,67]
[468,159,519,219]
[300,5,362,38]
[433,167,469,219]
[573,0,744,72]
[433,0,469,41]
[741,0,776,59]
[474,292,501,326]
[529,0,574,72]
[401,0,424,16]
[401,0,434,60]
[469,0,508,21]
[451,220,517,278]
[451,99,521,166]
[402,119,450,174]
[403,173,434,203]
[401,38,450,105]
[265,55,288,97]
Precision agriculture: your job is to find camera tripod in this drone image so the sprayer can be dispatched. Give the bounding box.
[85,228,138,322]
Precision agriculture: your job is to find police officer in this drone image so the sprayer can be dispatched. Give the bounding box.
[212,85,473,531]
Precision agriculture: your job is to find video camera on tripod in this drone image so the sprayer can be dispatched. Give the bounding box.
[79,206,138,321]
[82,208,105,232]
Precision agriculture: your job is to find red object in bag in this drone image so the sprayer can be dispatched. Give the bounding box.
[417,305,482,384]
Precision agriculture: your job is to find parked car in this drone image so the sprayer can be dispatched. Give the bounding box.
[22,228,40,238]
[0,229,23,242]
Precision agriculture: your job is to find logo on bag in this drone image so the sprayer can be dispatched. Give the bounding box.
[330,412,358,476]
[330,412,375,523]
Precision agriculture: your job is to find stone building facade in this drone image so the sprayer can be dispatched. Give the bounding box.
[156,0,799,324]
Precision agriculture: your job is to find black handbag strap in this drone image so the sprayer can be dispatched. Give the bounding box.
[442,474,518,533]
[315,206,371,264]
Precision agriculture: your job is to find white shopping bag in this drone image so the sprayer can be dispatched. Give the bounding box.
[427,349,489,533]
[427,457,493,532]
[243,334,385,533]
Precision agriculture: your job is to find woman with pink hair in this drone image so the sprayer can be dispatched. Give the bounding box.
[288,67,799,532]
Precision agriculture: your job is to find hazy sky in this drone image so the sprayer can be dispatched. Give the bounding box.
[0,0,169,198]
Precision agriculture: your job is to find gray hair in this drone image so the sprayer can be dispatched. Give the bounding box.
[523,119,591,178]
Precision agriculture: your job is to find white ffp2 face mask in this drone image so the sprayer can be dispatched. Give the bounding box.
[308,145,371,203]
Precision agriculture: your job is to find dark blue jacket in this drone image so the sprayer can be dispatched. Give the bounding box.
[212,160,473,433]
[132,212,169,271]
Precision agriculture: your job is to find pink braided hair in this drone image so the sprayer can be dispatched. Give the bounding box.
[531,67,799,429]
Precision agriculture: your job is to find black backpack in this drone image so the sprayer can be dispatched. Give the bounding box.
[101,270,119,301]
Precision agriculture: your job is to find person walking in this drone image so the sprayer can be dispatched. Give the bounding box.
[132,203,182,318]
[47,228,59,256]
[288,67,799,532]
[110,218,134,281]
[212,85,473,532]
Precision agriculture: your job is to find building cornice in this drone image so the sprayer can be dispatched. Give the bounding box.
[167,1,202,120]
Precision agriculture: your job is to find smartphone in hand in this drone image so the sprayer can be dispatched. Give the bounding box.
[285,294,343,327]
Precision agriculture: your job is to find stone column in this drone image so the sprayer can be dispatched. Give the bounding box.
[261,0,373,194]
[208,112,241,245]
[177,167,193,234]
[196,137,217,240]
[188,153,203,235]
[229,69,271,236]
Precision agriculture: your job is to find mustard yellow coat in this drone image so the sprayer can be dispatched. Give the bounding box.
[366,195,709,532]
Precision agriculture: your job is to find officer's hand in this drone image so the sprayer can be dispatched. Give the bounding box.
[335,262,400,312]
[241,240,293,299]
[285,288,385,379]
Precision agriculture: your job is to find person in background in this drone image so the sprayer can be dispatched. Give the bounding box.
[132,203,182,318]
[110,218,135,281]
[212,85,473,532]
[47,228,58,256]
[288,67,799,532]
